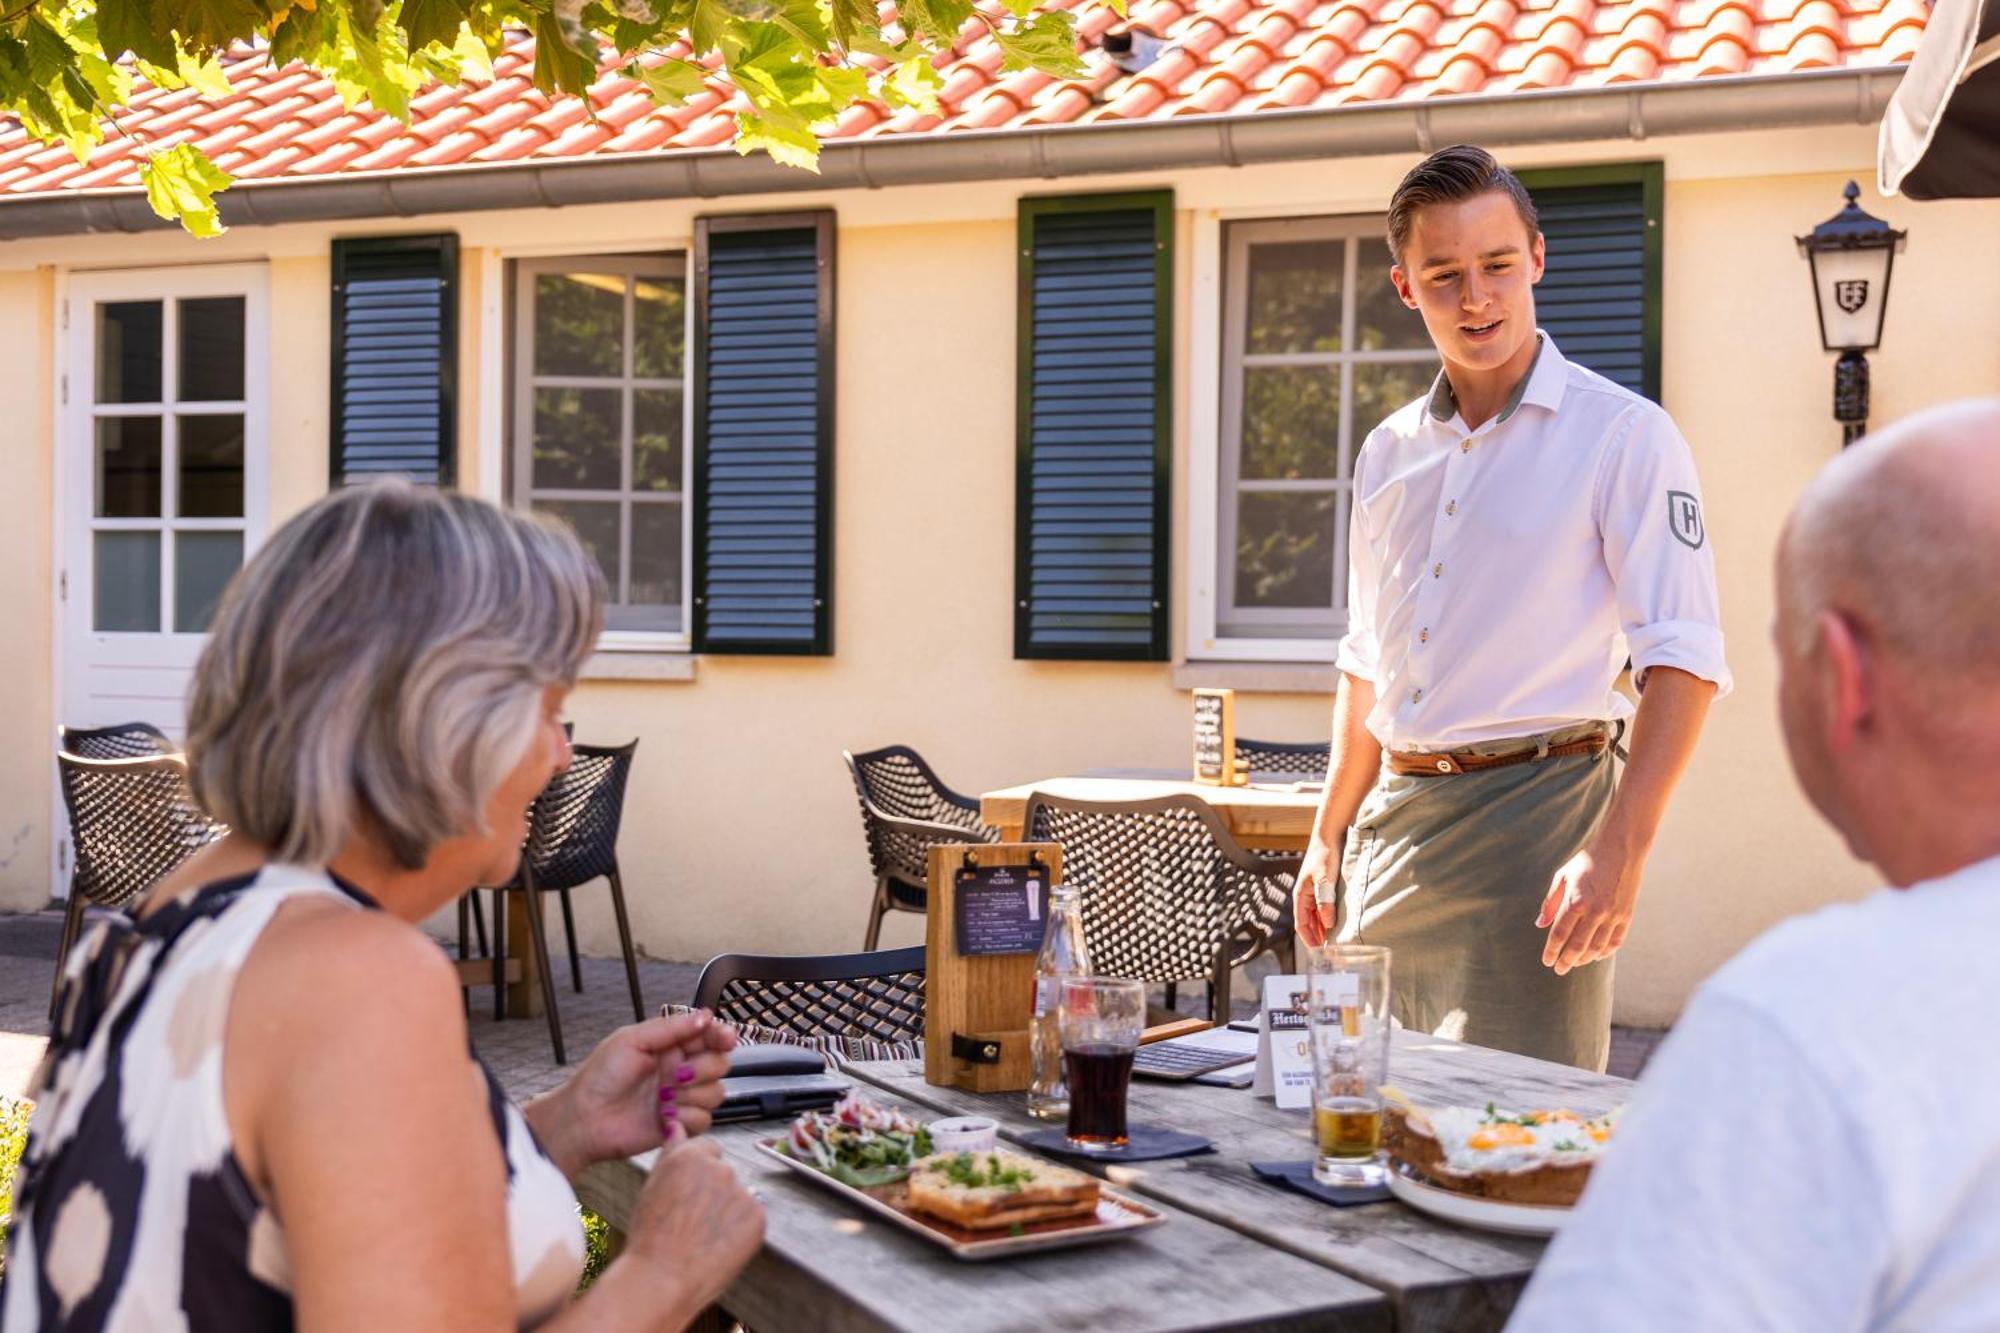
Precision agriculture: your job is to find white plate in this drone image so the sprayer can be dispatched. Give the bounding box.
[1385,1165,1572,1237]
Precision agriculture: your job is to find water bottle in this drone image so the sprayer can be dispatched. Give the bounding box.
[1027,880,1090,1121]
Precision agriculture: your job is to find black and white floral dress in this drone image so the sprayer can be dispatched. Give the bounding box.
[0,865,584,1330]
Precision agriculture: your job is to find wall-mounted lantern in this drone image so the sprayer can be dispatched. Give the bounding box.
[1796,181,1906,446]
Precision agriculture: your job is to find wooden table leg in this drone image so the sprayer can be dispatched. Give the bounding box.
[505,890,544,1018]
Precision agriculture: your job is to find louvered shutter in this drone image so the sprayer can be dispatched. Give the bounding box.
[1015,193,1173,661]
[1523,166,1664,402]
[330,234,458,486]
[691,213,835,655]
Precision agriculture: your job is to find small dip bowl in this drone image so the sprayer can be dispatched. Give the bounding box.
[929,1115,1000,1154]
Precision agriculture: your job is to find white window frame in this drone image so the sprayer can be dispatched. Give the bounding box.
[508,251,694,653]
[1186,211,1435,663]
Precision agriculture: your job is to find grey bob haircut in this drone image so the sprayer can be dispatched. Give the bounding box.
[186,481,604,871]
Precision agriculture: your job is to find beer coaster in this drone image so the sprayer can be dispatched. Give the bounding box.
[1017,1125,1216,1162]
[1249,1160,1392,1206]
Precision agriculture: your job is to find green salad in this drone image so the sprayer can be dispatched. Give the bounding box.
[783,1094,935,1189]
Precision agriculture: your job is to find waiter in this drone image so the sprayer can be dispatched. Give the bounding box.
[1293,145,1730,1071]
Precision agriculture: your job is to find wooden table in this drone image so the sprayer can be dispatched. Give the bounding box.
[575,1107,1391,1332]
[844,1030,1629,1333]
[980,773,1323,852]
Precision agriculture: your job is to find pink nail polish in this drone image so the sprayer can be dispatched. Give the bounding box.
[675,1063,697,1086]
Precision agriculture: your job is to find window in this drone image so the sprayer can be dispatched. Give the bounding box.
[1217,217,1434,642]
[512,255,690,638]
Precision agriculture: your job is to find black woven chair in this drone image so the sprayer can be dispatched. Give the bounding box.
[58,721,175,762]
[1024,792,1296,1021]
[843,745,999,950]
[491,740,642,1065]
[1235,737,1331,781]
[693,945,927,1045]
[52,750,226,1016]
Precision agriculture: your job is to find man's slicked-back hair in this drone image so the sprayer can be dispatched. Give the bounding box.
[185,480,604,871]
[1387,145,1540,264]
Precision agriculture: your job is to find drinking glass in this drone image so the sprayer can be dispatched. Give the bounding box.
[1306,944,1392,1186]
[1057,976,1147,1152]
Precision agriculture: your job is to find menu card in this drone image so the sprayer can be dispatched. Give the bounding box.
[1251,974,1314,1109]
[1193,687,1236,786]
[952,863,1050,957]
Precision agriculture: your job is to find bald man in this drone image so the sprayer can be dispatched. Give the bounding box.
[1509,398,2000,1330]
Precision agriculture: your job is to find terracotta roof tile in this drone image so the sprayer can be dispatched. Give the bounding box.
[0,3,1923,198]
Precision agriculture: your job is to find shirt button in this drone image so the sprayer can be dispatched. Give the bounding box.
[1460,440,1472,454]
[1420,628,1430,643]
[1432,562,1443,578]
[1412,688,1423,702]
[1446,500,1458,516]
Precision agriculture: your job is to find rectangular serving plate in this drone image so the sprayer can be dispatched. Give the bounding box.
[754,1140,1167,1261]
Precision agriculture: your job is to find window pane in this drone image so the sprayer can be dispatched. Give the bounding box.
[179,296,245,401]
[96,301,162,403]
[1352,362,1440,435]
[534,273,625,377]
[632,388,683,493]
[96,417,162,518]
[1241,367,1340,480]
[536,500,620,600]
[1234,491,1338,610]
[1246,240,1343,354]
[1354,238,1433,351]
[633,275,686,379]
[178,415,245,518]
[174,531,242,633]
[94,531,161,631]
[531,388,621,490]
[620,501,682,632]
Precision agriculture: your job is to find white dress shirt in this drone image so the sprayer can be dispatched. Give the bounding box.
[1335,332,1731,751]
[1509,854,2000,1333]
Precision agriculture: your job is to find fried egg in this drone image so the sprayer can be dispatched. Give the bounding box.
[1425,1104,1619,1175]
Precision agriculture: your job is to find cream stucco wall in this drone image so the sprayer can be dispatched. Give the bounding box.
[2,125,1994,1026]
[0,268,55,910]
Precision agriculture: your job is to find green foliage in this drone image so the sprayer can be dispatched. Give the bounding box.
[0,1097,31,1280]
[0,0,1108,234]
[576,1204,611,1290]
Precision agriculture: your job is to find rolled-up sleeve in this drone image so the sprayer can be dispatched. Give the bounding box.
[1595,407,1732,698]
[1335,444,1380,682]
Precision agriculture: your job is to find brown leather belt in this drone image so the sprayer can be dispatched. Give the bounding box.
[1387,732,1609,777]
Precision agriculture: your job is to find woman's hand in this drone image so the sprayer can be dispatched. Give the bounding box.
[527,1011,737,1178]
[624,1125,766,1316]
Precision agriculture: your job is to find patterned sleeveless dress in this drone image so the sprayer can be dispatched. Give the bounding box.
[0,865,585,1330]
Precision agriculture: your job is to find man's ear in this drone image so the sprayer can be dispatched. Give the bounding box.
[1818,608,1873,753]
[1528,230,1546,285]
[1390,263,1418,311]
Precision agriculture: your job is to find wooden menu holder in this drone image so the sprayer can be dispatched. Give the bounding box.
[1193,686,1249,787]
[924,841,1062,1094]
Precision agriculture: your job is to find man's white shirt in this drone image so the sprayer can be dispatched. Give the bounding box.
[1510,853,2000,1332]
[1336,332,1731,750]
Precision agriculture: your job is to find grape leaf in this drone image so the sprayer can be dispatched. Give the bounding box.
[140,143,234,237]
[992,12,1081,75]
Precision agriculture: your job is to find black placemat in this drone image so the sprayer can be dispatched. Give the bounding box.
[1249,1160,1392,1206]
[1017,1124,1215,1162]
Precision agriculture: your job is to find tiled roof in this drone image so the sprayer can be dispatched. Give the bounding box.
[0,0,1926,197]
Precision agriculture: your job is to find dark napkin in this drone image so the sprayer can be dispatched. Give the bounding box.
[1017,1124,1215,1162]
[1249,1160,1392,1206]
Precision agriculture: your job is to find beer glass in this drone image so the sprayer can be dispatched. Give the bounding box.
[1057,977,1147,1151]
[1306,944,1392,1186]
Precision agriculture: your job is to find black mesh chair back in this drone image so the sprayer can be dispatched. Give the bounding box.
[521,741,635,891]
[58,722,175,762]
[1024,792,1294,1018]
[1235,737,1331,780]
[56,753,224,913]
[844,745,998,948]
[693,945,927,1044]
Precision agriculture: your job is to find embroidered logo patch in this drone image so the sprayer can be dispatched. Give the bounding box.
[1667,491,1705,550]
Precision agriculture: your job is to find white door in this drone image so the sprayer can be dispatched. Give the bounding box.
[59,265,270,739]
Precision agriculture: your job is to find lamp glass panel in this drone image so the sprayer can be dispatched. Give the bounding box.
[1809,245,1893,352]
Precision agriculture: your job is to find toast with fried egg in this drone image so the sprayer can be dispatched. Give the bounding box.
[1382,1092,1617,1207]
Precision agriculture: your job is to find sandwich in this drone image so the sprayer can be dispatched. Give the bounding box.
[904,1150,1101,1231]
[1382,1089,1619,1208]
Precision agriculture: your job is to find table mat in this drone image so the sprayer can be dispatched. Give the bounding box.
[1249,1160,1392,1206]
[1017,1124,1215,1162]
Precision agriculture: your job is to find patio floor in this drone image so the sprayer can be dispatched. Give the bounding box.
[0,909,1666,1106]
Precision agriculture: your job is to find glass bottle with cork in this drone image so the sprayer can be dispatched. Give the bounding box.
[1027,876,1090,1121]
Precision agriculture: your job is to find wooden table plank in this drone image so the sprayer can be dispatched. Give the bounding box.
[981,776,1321,852]
[845,1031,1631,1333]
[577,1107,1392,1333]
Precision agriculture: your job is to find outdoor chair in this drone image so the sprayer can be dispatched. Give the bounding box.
[51,750,226,1016]
[844,745,1000,950]
[693,944,927,1047]
[58,721,176,762]
[1024,792,1296,1022]
[489,740,642,1065]
[1235,736,1331,781]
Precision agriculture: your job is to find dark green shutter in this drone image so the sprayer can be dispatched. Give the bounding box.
[691,212,835,655]
[329,234,458,486]
[1520,164,1664,402]
[1015,192,1172,661]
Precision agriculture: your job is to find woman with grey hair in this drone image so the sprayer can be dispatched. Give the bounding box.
[1,482,763,1329]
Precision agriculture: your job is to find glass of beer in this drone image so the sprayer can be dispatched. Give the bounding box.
[1057,976,1147,1152]
[1306,944,1392,1186]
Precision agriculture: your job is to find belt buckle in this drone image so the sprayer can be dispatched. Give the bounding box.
[1434,757,1453,773]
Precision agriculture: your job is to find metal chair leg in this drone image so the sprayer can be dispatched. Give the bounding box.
[1163,981,1179,1013]
[606,866,645,1024]
[470,891,488,958]
[48,891,86,1021]
[863,877,889,951]
[521,870,567,1065]
[457,895,470,960]
[558,887,582,993]
[492,887,508,1022]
